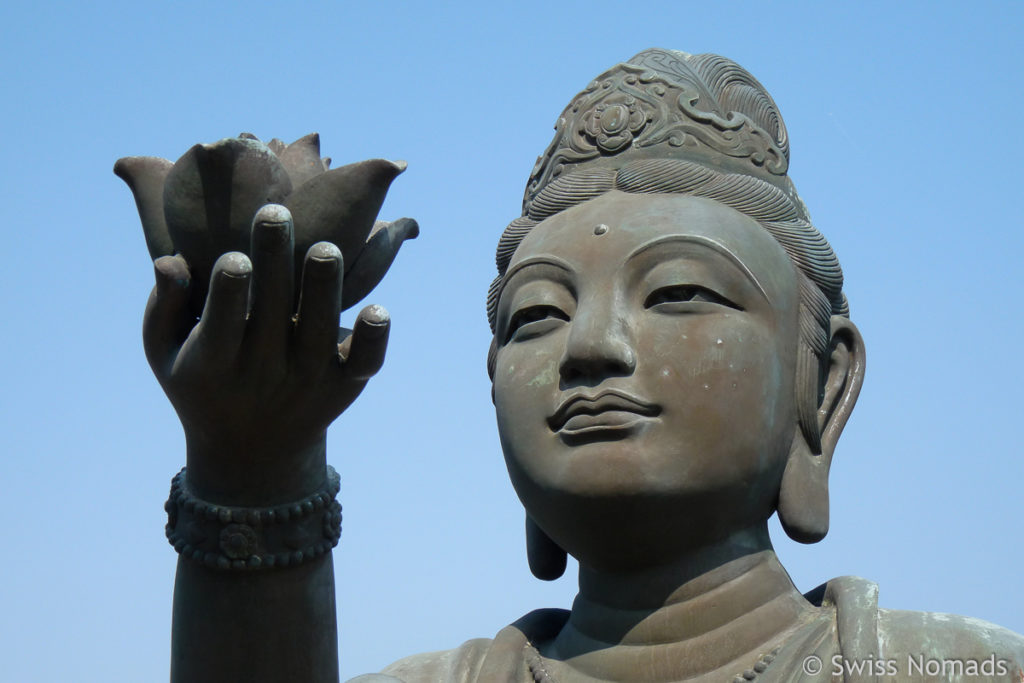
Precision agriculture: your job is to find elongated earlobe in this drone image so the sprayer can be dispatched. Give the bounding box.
[778,316,865,544]
[526,515,567,580]
[778,431,830,543]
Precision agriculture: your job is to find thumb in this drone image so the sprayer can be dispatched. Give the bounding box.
[142,255,193,376]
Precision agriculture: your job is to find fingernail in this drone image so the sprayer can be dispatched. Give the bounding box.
[307,242,342,279]
[154,255,190,289]
[215,252,252,279]
[360,304,390,328]
[253,204,292,249]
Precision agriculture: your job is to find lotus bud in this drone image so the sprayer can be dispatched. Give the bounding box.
[115,134,416,316]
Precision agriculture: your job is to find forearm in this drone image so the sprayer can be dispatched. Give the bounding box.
[171,554,339,683]
[166,446,342,683]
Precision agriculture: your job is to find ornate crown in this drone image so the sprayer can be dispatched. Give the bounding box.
[523,49,794,215]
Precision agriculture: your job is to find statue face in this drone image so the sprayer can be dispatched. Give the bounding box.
[493,192,803,560]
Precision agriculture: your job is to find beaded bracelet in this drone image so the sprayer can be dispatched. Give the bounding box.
[164,466,342,571]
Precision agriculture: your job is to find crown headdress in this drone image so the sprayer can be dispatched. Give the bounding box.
[523,48,794,216]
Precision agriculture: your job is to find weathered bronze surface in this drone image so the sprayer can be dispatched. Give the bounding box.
[120,50,1024,682]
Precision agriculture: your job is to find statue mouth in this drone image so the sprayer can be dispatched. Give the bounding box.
[548,389,661,438]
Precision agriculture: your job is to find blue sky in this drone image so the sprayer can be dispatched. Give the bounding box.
[1,1,1022,680]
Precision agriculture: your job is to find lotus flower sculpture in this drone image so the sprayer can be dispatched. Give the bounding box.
[115,133,418,315]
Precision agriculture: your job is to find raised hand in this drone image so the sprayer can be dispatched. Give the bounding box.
[144,204,389,505]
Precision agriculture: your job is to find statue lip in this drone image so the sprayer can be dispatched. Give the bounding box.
[548,389,661,433]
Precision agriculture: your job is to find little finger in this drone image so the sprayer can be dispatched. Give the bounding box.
[337,304,390,382]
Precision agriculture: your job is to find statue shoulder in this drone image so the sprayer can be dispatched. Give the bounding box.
[361,637,494,683]
[809,576,1024,680]
[878,608,1024,679]
[360,608,570,683]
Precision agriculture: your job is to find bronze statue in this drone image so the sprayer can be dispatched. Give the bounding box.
[118,49,1024,682]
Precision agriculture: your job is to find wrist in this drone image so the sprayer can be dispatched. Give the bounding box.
[184,432,329,506]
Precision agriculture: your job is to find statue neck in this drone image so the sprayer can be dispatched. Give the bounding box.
[547,526,817,680]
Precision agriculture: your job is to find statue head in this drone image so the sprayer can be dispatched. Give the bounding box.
[487,49,865,579]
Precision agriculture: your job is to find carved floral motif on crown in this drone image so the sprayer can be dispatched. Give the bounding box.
[524,63,790,213]
[580,95,651,153]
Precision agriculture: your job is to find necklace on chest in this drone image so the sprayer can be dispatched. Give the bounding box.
[524,642,783,683]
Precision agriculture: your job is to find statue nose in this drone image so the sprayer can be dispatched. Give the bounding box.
[558,300,636,385]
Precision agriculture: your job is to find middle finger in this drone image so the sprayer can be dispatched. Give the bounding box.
[247,204,295,364]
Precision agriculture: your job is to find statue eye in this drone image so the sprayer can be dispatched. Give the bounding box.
[644,285,742,311]
[505,305,569,342]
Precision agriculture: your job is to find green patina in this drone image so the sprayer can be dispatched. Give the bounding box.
[527,359,558,387]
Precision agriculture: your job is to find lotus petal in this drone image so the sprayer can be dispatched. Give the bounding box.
[284,158,407,277]
[163,137,293,310]
[265,137,286,155]
[278,133,324,189]
[341,217,419,310]
[113,156,174,259]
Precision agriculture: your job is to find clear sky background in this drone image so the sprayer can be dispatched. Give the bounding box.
[1,1,1022,681]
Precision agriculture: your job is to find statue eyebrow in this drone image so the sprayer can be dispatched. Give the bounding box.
[627,234,769,302]
[496,257,575,319]
[502,256,574,283]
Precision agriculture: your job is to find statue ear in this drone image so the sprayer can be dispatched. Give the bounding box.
[526,515,567,580]
[778,316,865,544]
